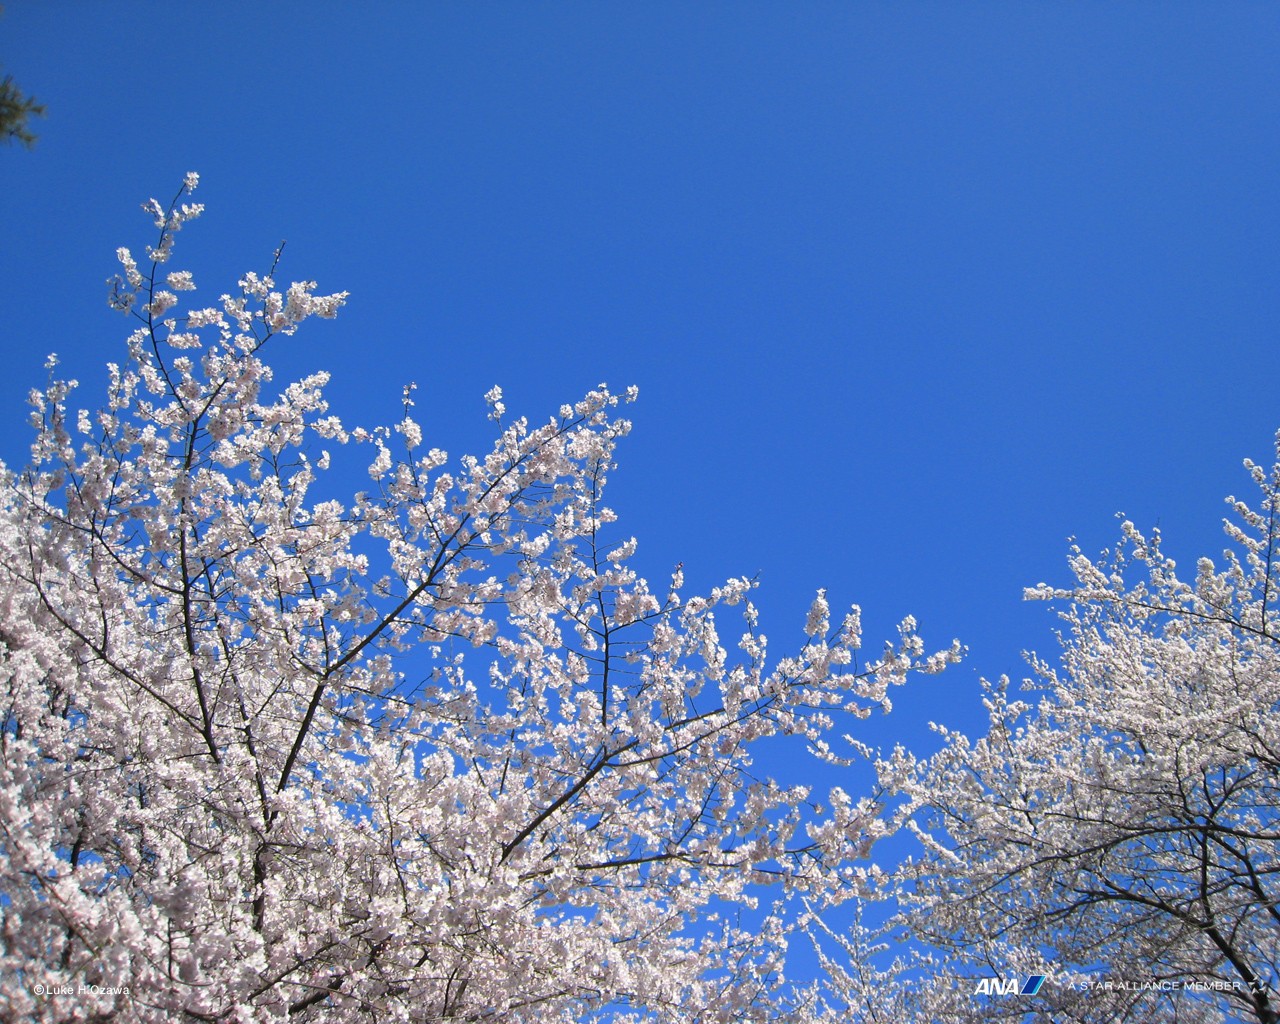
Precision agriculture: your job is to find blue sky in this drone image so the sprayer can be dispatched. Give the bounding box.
[3,3,1279,790]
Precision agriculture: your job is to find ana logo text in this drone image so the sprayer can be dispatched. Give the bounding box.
[972,975,1046,997]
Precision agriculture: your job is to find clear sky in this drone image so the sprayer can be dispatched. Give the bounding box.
[3,3,1279,812]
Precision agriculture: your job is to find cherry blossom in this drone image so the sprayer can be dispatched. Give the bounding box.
[0,177,959,1022]
[830,435,1280,1024]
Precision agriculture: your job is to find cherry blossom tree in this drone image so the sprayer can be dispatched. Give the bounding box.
[0,176,960,1023]
[847,437,1280,1023]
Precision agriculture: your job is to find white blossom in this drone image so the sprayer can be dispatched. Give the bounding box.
[0,176,959,1023]
[485,383,506,421]
[146,289,178,316]
[833,434,1280,1024]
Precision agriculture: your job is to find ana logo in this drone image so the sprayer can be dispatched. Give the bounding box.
[972,975,1047,997]
[973,978,1019,996]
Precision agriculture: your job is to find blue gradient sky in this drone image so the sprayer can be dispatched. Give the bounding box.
[3,3,1279,803]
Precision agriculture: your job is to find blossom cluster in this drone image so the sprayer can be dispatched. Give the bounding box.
[0,178,958,1022]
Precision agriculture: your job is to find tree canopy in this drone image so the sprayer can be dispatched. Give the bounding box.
[4,171,1279,1023]
[821,437,1280,1023]
[0,177,960,1022]
[0,71,43,147]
